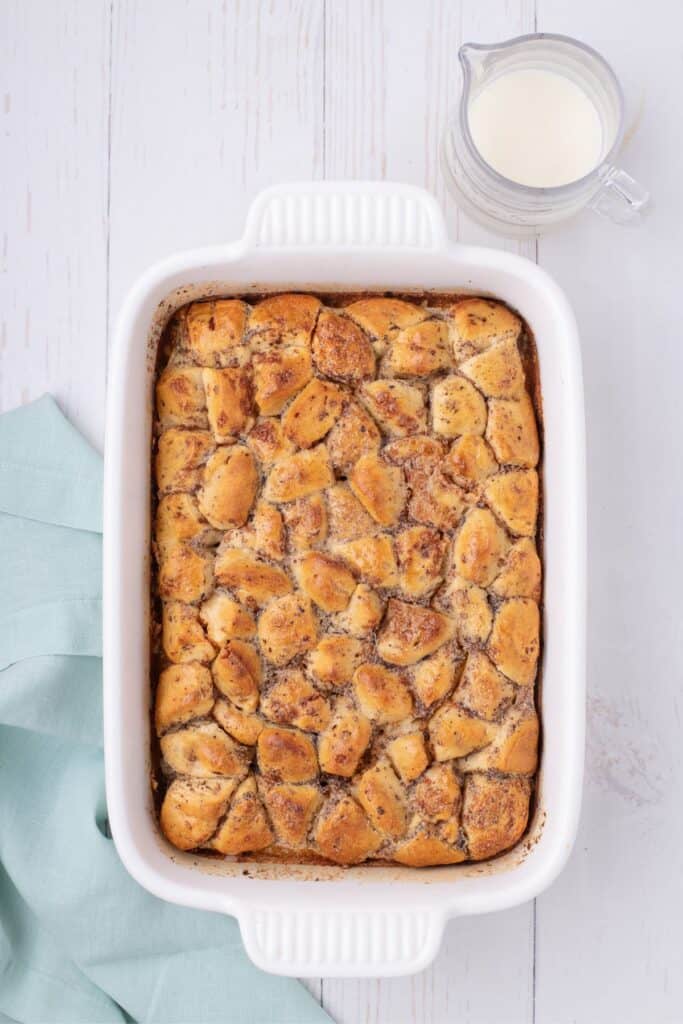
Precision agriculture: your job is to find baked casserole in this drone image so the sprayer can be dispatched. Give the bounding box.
[151,293,541,867]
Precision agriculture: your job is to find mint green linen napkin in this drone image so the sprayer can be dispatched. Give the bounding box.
[0,396,331,1024]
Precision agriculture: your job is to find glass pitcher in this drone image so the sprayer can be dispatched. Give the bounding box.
[441,33,650,237]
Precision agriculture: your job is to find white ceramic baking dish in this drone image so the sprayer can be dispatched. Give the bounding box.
[103,181,585,979]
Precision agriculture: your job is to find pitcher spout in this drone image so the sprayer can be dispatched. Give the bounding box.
[458,43,490,88]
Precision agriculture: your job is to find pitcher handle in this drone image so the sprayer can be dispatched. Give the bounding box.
[589,166,651,225]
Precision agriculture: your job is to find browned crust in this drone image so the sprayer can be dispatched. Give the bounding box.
[150,292,544,868]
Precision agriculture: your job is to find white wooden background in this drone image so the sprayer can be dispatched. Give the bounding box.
[2,1,682,1021]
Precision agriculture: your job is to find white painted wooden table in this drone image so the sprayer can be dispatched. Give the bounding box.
[3,1,682,1021]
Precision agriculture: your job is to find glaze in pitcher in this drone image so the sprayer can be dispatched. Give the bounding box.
[441,33,650,236]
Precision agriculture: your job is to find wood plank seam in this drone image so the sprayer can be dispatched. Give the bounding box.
[104,0,114,389]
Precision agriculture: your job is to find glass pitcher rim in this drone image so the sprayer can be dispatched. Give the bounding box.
[457,32,626,196]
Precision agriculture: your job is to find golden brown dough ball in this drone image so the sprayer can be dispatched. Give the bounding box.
[318,698,372,777]
[257,594,318,666]
[212,777,274,855]
[462,774,531,861]
[155,663,214,735]
[248,293,320,348]
[160,778,236,851]
[156,367,207,428]
[377,599,454,666]
[360,379,427,437]
[354,759,406,838]
[257,725,318,783]
[312,310,376,381]
[313,795,383,864]
[185,299,247,365]
[155,429,213,494]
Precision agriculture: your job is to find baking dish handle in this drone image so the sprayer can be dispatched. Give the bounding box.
[236,904,446,978]
[242,181,449,250]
